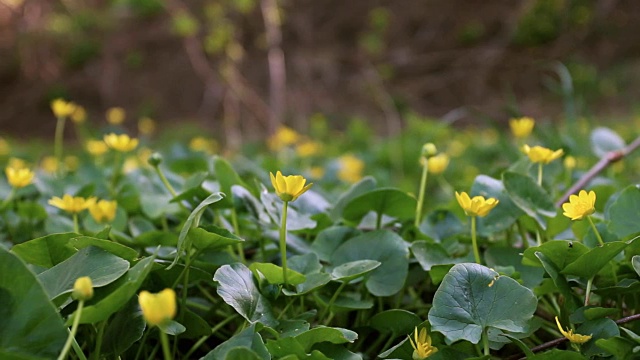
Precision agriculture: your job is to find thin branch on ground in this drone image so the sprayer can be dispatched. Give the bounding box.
[556,134,640,207]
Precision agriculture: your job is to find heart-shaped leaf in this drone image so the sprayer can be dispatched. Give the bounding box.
[607,185,640,239]
[201,324,270,360]
[330,230,409,296]
[428,263,537,344]
[561,241,628,278]
[503,172,556,227]
[213,263,277,327]
[342,188,416,223]
[0,247,68,359]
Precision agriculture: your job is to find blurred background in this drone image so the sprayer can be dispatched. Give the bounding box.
[1,0,639,147]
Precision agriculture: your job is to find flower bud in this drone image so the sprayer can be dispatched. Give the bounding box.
[148,152,163,167]
[72,276,94,301]
[421,143,437,158]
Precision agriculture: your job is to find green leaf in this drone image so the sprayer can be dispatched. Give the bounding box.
[10,232,79,268]
[369,309,421,335]
[577,317,619,357]
[330,176,377,221]
[484,247,544,289]
[189,224,244,251]
[535,252,581,310]
[522,240,589,268]
[69,236,138,262]
[503,171,556,226]
[0,247,67,359]
[295,327,358,352]
[590,127,625,157]
[342,188,417,223]
[213,263,277,327]
[471,175,525,235]
[561,241,628,278]
[159,320,186,335]
[68,255,156,325]
[330,260,381,282]
[330,230,409,296]
[38,246,129,300]
[583,307,618,320]
[225,347,263,360]
[213,156,247,207]
[595,337,636,360]
[102,297,146,357]
[169,192,225,268]
[311,226,361,262]
[428,263,537,344]
[201,324,270,360]
[607,185,640,238]
[249,262,306,286]
[411,241,469,271]
[633,255,640,277]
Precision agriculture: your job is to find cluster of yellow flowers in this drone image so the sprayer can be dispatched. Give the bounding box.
[48,195,117,223]
[268,126,324,158]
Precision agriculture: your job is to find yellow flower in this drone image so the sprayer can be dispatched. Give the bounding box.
[40,156,59,174]
[48,194,96,214]
[408,327,438,359]
[71,106,87,124]
[89,200,117,223]
[427,153,449,175]
[72,276,94,301]
[268,126,300,151]
[295,140,322,158]
[51,99,77,118]
[5,166,34,188]
[138,117,156,135]
[555,317,592,344]
[564,156,576,170]
[270,171,313,202]
[104,133,139,152]
[139,289,177,327]
[337,154,365,183]
[106,107,126,125]
[455,191,499,217]
[522,145,564,164]
[562,190,596,221]
[309,166,325,179]
[189,136,217,154]
[86,140,109,156]
[509,117,535,138]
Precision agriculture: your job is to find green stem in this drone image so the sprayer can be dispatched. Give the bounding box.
[320,281,348,323]
[58,300,84,360]
[587,216,605,246]
[231,208,245,262]
[471,216,481,264]
[584,276,594,306]
[92,321,106,360]
[159,330,172,360]
[376,211,382,230]
[414,160,429,228]
[73,213,79,234]
[482,327,490,356]
[537,163,543,186]
[280,201,289,287]
[71,337,88,360]
[110,152,122,192]
[154,165,177,197]
[54,116,66,166]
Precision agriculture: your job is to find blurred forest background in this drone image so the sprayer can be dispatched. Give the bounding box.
[1,0,640,148]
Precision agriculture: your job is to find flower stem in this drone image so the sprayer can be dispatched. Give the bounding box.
[537,163,543,186]
[584,276,594,306]
[110,152,122,192]
[320,281,348,323]
[73,213,79,234]
[58,300,84,360]
[414,160,429,228]
[159,330,172,360]
[471,216,481,264]
[54,116,66,166]
[482,327,490,356]
[154,165,177,197]
[587,216,605,246]
[92,321,106,359]
[230,208,244,262]
[280,201,289,287]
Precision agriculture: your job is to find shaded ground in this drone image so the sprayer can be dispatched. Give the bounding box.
[1,1,640,143]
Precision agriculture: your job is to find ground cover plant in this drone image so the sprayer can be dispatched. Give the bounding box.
[1,105,640,360]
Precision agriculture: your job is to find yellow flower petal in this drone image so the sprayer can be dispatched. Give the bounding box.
[139,289,176,326]
[270,171,312,202]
